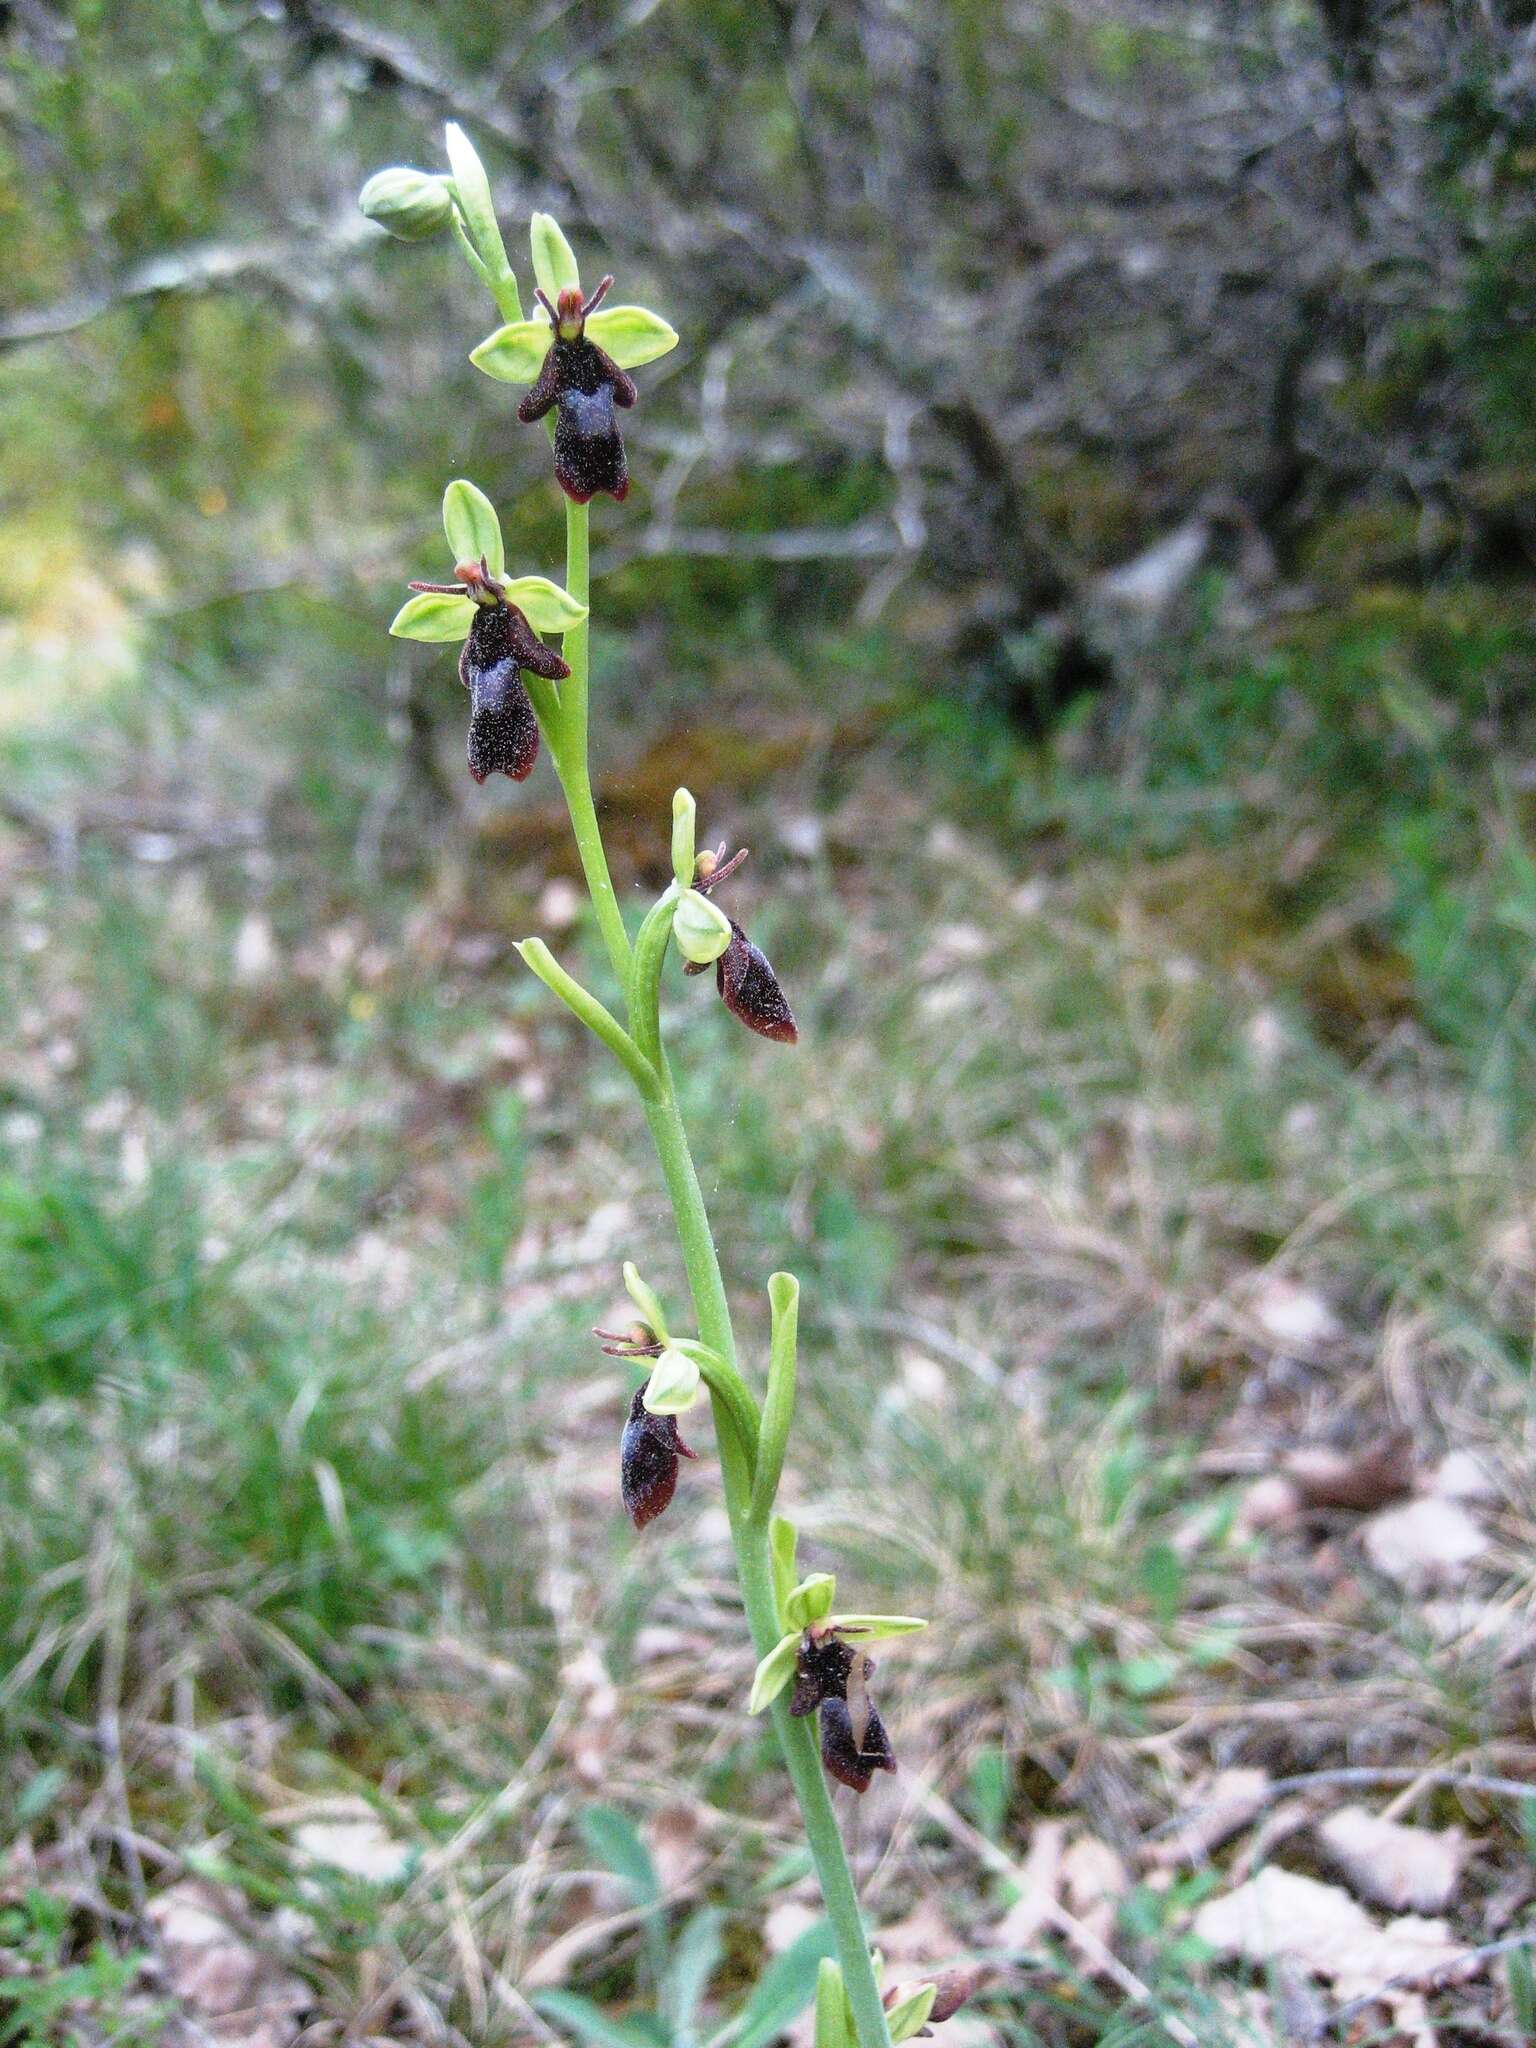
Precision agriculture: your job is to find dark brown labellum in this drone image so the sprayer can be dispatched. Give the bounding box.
[819,1693,896,1793]
[717,921,797,1043]
[788,1630,858,1717]
[517,279,638,504]
[619,1386,696,1529]
[458,601,570,785]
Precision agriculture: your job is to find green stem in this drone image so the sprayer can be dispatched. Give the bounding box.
[547,499,632,992]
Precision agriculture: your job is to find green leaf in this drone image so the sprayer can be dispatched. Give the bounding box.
[623,1262,669,1344]
[531,211,582,301]
[824,1613,927,1640]
[576,1804,660,1907]
[732,1920,837,2048]
[666,1907,724,2046]
[770,1515,800,1628]
[585,304,680,370]
[643,1346,701,1415]
[533,1991,660,2048]
[441,479,504,578]
[748,1631,801,1714]
[885,1984,937,2044]
[389,592,474,642]
[499,574,587,633]
[469,320,552,383]
[783,1574,836,1630]
[16,1767,68,1824]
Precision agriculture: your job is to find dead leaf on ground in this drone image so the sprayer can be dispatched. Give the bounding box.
[1362,1496,1488,1589]
[984,1820,1064,1951]
[1284,1435,1414,1512]
[1144,1768,1271,1868]
[1192,1866,1476,2004]
[147,1881,309,2048]
[1059,1835,1129,1943]
[1315,1806,1471,1914]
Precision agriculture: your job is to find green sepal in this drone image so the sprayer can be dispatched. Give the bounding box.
[623,1262,669,1344]
[748,1630,801,1714]
[770,1515,800,1629]
[642,1347,701,1416]
[671,789,697,889]
[469,320,553,385]
[531,211,581,301]
[783,1574,836,1630]
[673,888,732,965]
[498,575,587,634]
[389,591,474,642]
[825,1613,928,1640]
[585,305,679,370]
[441,479,504,579]
[885,1985,938,2044]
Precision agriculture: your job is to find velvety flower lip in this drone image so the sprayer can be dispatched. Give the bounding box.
[818,1692,897,1793]
[682,845,799,1044]
[619,1386,697,1529]
[517,277,639,505]
[787,1629,858,1718]
[456,591,570,784]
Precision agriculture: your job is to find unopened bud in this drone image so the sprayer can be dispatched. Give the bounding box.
[673,888,733,966]
[359,166,455,241]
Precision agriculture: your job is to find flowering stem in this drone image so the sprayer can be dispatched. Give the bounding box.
[534,579,893,2046]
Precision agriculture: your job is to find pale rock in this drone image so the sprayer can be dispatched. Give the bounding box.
[1247,1275,1343,1353]
[292,1818,414,1885]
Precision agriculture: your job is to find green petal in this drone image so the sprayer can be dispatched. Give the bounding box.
[441,479,504,578]
[584,304,679,370]
[498,575,587,634]
[783,1574,836,1630]
[825,1613,928,1640]
[530,211,581,302]
[469,320,553,384]
[748,1631,801,1715]
[885,1986,938,2044]
[389,592,474,642]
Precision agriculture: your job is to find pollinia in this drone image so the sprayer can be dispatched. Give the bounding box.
[361,126,974,2048]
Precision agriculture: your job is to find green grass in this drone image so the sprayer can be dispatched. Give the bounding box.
[1,586,1533,2044]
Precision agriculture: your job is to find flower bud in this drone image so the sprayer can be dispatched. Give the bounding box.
[358,167,455,242]
[673,888,733,966]
[671,788,697,890]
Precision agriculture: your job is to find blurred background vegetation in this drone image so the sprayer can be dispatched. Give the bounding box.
[2,3,1535,2045]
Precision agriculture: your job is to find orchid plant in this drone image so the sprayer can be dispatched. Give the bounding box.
[361,127,969,2048]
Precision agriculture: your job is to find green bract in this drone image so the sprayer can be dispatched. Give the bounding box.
[749,1630,800,1714]
[643,1346,701,1415]
[442,479,504,578]
[531,211,581,301]
[673,888,733,966]
[770,1515,800,1626]
[783,1573,836,1629]
[584,305,679,369]
[443,123,517,309]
